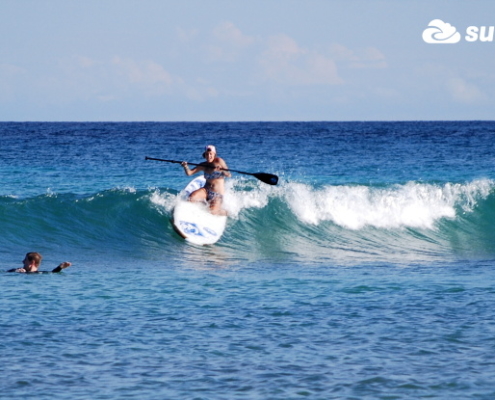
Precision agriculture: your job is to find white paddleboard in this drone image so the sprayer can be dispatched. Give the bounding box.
[172,176,227,245]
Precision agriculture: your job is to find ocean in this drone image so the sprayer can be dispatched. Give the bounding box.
[1,121,495,399]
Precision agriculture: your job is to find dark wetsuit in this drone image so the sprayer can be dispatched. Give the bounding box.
[7,266,66,273]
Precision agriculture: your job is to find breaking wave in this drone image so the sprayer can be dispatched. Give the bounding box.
[1,178,494,265]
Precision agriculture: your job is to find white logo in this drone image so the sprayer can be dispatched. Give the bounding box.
[423,19,461,44]
[466,26,495,42]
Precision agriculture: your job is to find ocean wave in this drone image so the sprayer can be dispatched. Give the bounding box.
[1,179,494,263]
[281,179,494,230]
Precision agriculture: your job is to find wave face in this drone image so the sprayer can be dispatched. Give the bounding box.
[2,178,493,265]
[221,178,495,263]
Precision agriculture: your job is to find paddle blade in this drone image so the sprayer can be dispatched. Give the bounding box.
[253,173,278,185]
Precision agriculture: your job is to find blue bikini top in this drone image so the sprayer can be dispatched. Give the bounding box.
[204,170,224,180]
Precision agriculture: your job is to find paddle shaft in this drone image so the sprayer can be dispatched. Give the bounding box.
[145,157,278,185]
[145,157,236,173]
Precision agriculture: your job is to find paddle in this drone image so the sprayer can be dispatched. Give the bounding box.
[145,157,279,185]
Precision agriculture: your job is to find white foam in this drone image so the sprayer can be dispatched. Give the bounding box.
[285,179,494,230]
[149,189,177,213]
[223,179,271,218]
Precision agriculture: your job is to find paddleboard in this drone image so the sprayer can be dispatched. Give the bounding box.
[172,176,227,245]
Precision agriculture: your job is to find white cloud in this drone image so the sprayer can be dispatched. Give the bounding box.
[206,22,255,62]
[264,34,305,61]
[330,44,387,69]
[329,44,359,62]
[213,22,254,47]
[74,56,96,68]
[112,57,175,86]
[176,27,199,43]
[447,77,485,103]
[364,47,385,61]
[415,63,488,105]
[185,83,219,102]
[42,56,184,103]
[306,54,344,84]
[258,34,343,85]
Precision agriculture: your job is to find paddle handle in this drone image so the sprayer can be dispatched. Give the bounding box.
[145,157,201,167]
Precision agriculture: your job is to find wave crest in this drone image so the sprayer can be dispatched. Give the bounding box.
[284,179,494,230]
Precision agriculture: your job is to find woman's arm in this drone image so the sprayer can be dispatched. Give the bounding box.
[181,162,203,176]
[218,158,231,178]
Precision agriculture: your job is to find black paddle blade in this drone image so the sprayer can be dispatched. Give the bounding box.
[254,173,278,185]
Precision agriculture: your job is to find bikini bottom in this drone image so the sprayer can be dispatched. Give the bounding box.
[206,189,223,202]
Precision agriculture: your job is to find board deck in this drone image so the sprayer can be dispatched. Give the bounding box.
[172,176,227,245]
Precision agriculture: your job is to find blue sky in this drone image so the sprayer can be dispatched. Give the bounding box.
[1,0,494,121]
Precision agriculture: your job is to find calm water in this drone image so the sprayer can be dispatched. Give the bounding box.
[1,121,495,399]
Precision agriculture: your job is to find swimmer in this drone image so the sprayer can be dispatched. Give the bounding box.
[7,252,71,273]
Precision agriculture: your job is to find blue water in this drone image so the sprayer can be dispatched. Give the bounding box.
[1,121,495,399]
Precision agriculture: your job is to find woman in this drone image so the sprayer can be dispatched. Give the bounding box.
[181,145,231,215]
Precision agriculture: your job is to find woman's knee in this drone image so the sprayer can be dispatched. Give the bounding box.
[189,188,206,202]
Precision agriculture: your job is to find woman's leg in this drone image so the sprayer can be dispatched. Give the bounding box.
[208,196,227,216]
[188,188,207,202]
